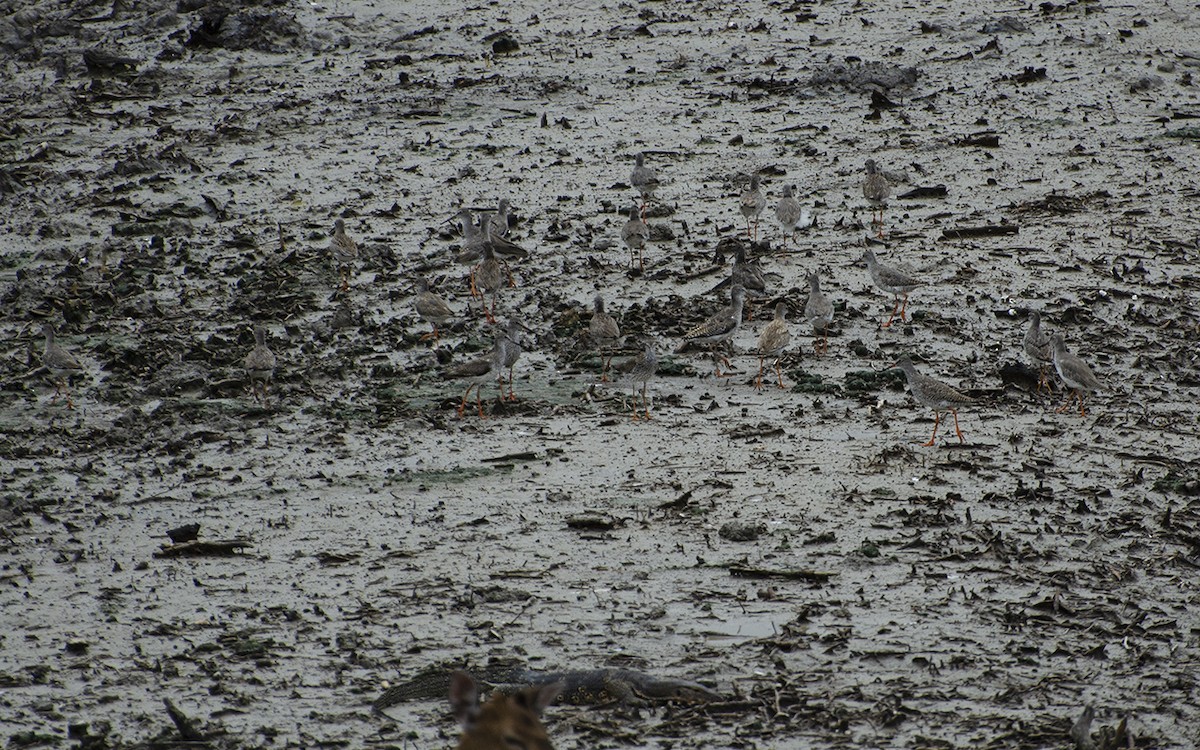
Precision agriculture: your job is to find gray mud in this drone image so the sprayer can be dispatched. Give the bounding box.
[2,0,1200,748]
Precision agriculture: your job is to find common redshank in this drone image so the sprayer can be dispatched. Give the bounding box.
[474,242,504,324]
[1023,310,1053,392]
[755,301,792,390]
[41,323,84,409]
[895,355,975,446]
[804,272,834,355]
[862,158,891,237]
[863,248,923,328]
[243,324,277,407]
[499,318,526,402]
[621,338,658,420]
[1050,334,1102,416]
[620,204,650,273]
[630,152,659,219]
[740,174,766,241]
[415,278,455,342]
[678,284,746,377]
[447,330,509,418]
[589,295,621,382]
[329,218,358,292]
[775,184,803,246]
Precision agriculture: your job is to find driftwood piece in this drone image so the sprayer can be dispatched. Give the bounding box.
[728,565,835,582]
[154,538,253,558]
[942,225,1019,239]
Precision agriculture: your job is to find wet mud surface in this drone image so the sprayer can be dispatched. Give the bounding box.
[2,0,1200,747]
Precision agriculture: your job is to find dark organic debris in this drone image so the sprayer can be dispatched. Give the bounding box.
[808,61,921,91]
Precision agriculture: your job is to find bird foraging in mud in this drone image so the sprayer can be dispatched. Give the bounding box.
[244,324,277,407]
[1050,334,1102,417]
[41,323,84,409]
[445,326,510,419]
[329,218,358,292]
[894,355,975,446]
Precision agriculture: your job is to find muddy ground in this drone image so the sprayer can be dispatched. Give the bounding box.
[2,0,1200,747]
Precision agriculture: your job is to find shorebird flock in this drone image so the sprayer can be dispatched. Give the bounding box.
[36,155,1103,443]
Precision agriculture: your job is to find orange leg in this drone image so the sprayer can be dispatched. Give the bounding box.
[1055,391,1077,414]
[921,411,941,447]
[506,368,517,401]
[504,262,516,288]
[1078,394,1087,417]
[775,360,786,389]
[882,297,901,328]
[642,383,652,420]
[754,358,766,390]
[457,386,473,418]
[897,293,909,322]
[951,409,964,443]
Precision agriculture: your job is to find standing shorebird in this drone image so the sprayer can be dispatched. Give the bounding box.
[329,218,358,292]
[740,174,767,241]
[618,338,658,420]
[620,204,650,273]
[678,284,746,377]
[804,272,834,355]
[485,198,511,239]
[1050,334,1102,417]
[862,158,891,237]
[863,248,923,328]
[243,325,277,407]
[415,278,455,342]
[41,323,84,409]
[775,184,804,246]
[446,329,509,419]
[1023,310,1053,393]
[894,355,976,446]
[589,295,621,382]
[731,243,766,321]
[755,301,792,391]
[630,152,659,219]
[474,242,505,324]
[499,318,526,402]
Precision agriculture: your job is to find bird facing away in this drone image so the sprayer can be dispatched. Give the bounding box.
[862,158,891,237]
[620,204,650,273]
[679,284,746,377]
[415,278,455,342]
[617,338,658,420]
[329,218,358,292]
[863,248,923,328]
[731,243,766,320]
[41,323,84,409]
[775,184,803,246]
[454,209,488,299]
[1050,334,1102,417]
[485,198,511,239]
[589,295,621,382]
[243,325,277,407]
[894,355,976,446]
[450,671,561,750]
[740,174,767,241]
[755,301,792,391]
[1023,310,1053,393]
[473,242,504,324]
[804,272,835,355]
[630,152,659,219]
